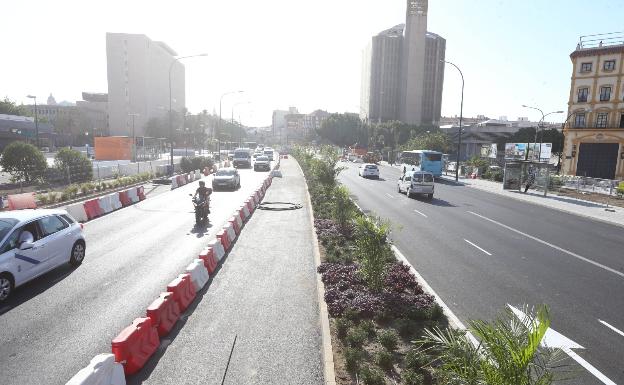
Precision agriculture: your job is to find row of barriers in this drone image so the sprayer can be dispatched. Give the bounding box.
[65,159,279,385]
[170,169,205,190]
[65,186,146,223]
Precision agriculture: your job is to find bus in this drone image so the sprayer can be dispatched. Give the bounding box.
[244,141,258,150]
[398,150,444,177]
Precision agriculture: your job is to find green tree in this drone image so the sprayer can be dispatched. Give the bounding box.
[317,113,367,147]
[401,131,453,153]
[0,97,31,116]
[354,216,392,292]
[54,148,93,183]
[0,141,47,183]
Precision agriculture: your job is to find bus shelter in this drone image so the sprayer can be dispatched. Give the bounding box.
[503,160,554,195]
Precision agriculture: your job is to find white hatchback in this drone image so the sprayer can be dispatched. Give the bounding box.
[0,209,86,302]
[358,163,380,179]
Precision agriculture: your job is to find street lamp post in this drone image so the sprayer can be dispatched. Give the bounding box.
[522,105,564,161]
[128,113,139,162]
[218,91,243,161]
[442,60,464,181]
[168,53,207,175]
[26,95,39,148]
[232,101,250,147]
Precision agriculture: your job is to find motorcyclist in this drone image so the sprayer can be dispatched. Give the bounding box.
[194,181,212,213]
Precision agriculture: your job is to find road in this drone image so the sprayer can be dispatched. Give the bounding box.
[340,162,624,385]
[0,163,274,385]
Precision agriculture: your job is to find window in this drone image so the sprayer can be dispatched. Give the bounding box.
[574,113,586,128]
[620,114,624,129]
[0,228,21,254]
[577,87,589,102]
[604,60,616,71]
[596,113,609,128]
[423,174,434,183]
[60,214,75,225]
[599,86,612,101]
[38,215,68,237]
[581,62,592,72]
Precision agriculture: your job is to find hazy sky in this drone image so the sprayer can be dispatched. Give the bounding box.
[2,0,623,127]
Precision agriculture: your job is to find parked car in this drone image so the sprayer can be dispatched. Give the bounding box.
[212,168,240,190]
[397,171,434,200]
[254,156,271,171]
[0,209,86,303]
[358,163,380,179]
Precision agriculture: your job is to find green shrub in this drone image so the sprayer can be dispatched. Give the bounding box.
[405,349,430,371]
[54,148,93,183]
[38,194,50,205]
[332,185,356,231]
[355,215,392,291]
[343,308,360,321]
[359,365,385,385]
[407,308,429,321]
[617,182,624,197]
[95,184,102,191]
[428,303,444,320]
[47,193,57,203]
[80,183,94,195]
[378,330,398,351]
[336,318,353,339]
[346,327,367,348]
[360,320,376,338]
[401,369,424,385]
[375,350,393,371]
[63,185,79,199]
[0,141,47,183]
[396,318,419,338]
[60,192,69,201]
[344,347,363,373]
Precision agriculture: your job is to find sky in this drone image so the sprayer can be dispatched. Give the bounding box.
[2,0,623,127]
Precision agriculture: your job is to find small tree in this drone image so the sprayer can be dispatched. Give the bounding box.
[0,141,47,183]
[54,148,93,183]
[332,185,357,232]
[354,216,392,292]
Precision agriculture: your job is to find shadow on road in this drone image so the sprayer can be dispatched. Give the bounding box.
[0,264,77,316]
[428,198,457,207]
[435,178,465,187]
[189,223,213,237]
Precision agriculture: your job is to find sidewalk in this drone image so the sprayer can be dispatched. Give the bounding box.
[134,159,324,385]
[379,161,624,227]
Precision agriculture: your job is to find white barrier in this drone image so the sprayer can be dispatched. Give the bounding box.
[225,223,236,243]
[185,259,209,291]
[195,170,201,179]
[171,176,179,190]
[97,195,113,214]
[233,212,243,230]
[241,205,250,220]
[66,202,88,223]
[109,193,122,210]
[127,188,139,203]
[65,353,125,385]
[208,240,225,261]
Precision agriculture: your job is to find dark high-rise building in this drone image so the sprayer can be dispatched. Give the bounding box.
[360,0,445,127]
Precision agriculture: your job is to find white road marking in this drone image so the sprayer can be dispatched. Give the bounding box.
[464,239,492,256]
[385,193,395,199]
[468,211,624,279]
[413,209,428,218]
[509,305,616,385]
[599,319,624,338]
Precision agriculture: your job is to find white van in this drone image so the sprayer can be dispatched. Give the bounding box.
[397,171,435,200]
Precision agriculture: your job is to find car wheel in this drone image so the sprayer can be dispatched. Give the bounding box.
[397,184,401,193]
[0,273,14,303]
[69,241,86,267]
[426,193,434,201]
[407,188,412,198]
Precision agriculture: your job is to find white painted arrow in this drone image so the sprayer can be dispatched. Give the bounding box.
[507,305,616,385]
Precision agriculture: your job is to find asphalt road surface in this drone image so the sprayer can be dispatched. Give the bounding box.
[340,162,624,385]
[0,163,274,385]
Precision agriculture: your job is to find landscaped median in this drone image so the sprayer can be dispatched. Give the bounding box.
[294,146,575,385]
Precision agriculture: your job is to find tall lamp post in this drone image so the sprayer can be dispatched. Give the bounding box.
[521,105,563,161]
[26,95,39,148]
[218,91,244,160]
[128,113,140,162]
[442,60,464,181]
[232,101,250,147]
[168,53,207,174]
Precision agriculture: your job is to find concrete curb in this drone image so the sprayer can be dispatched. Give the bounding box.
[295,159,337,385]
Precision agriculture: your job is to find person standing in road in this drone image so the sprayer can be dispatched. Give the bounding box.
[524,165,536,193]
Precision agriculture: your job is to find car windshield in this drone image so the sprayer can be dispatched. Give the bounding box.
[0,218,18,241]
[257,156,269,161]
[234,151,249,158]
[365,165,377,169]
[216,170,235,176]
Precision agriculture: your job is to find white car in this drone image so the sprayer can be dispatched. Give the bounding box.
[358,163,380,179]
[0,209,86,302]
[397,171,435,200]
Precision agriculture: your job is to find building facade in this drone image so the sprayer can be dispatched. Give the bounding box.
[562,35,624,179]
[360,0,445,127]
[76,92,109,136]
[106,33,184,137]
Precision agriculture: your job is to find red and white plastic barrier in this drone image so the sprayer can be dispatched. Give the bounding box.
[225,223,236,243]
[65,353,125,385]
[111,317,159,375]
[166,274,196,312]
[127,188,139,204]
[208,240,225,262]
[66,202,88,223]
[185,259,209,291]
[146,292,180,337]
[98,195,113,214]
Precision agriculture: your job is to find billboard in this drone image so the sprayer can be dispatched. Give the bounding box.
[505,143,551,161]
[480,143,498,159]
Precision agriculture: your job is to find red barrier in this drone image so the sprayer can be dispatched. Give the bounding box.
[198,247,218,274]
[228,217,241,235]
[8,193,37,210]
[111,317,159,375]
[216,229,231,251]
[84,199,103,220]
[137,186,146,201]
[166,273,196,312]
[238,207,246,223]
[245,199,254,213]
[118,191,132,207]
[146,292,180,337]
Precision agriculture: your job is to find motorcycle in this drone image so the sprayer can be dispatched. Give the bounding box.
[190,194,210,225]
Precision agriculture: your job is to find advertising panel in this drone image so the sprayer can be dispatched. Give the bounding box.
[505,143,551,161]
